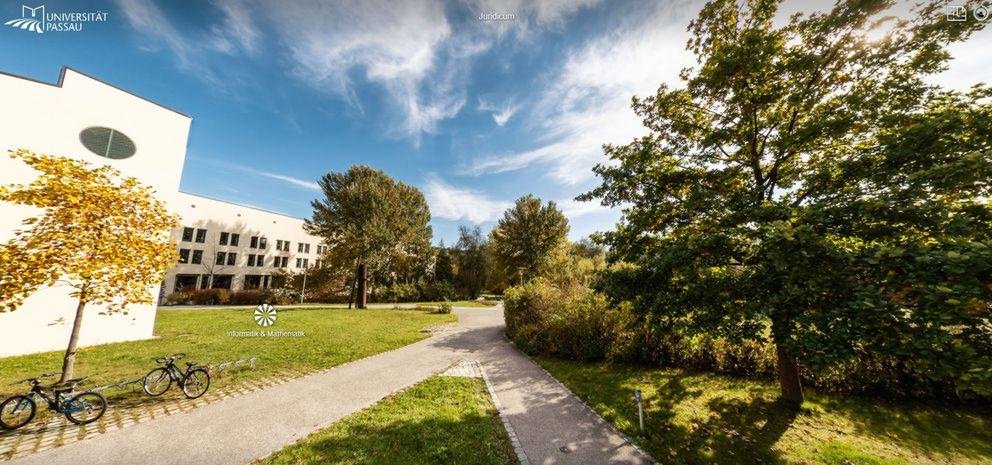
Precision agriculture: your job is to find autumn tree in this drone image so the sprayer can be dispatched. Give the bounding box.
[490,195,569,282]
[454,226,490,299]
[0,149,178,382]
[583,0,991,404]
[305,165,432,308]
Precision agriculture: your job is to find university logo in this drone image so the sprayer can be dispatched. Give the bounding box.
[254,304,277,327]
[4,4,108,34]
[5,5,45,34]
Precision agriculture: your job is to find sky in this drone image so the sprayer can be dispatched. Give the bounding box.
[0,0,988,244]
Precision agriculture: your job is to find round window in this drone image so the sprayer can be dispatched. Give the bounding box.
[79,126,136,160]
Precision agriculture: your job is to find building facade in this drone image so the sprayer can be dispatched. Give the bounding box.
[0,67,321,357]
[161,192,324,299]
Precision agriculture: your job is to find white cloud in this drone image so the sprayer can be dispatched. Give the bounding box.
[423,175,510,223]
[115,0,263,86]
[556,196,611,218]
[194,157,320,190]
[467,1,699,185]
[478,97,520,126]
[262,0,468,140]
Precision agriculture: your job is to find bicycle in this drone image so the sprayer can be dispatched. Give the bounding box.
[142,353,211,399]
[0,373,107,430]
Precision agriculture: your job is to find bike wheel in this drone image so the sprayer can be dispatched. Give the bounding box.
[64,392,106,425]
[0,395,36,430]
[181,369,210,399]
[143,368,172,396]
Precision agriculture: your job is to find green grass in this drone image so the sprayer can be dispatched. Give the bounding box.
[0,307,455,404]
[537,358,992,465]
[259,376,516,465]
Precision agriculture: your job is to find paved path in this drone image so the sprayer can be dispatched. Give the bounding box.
[11,307,652,465]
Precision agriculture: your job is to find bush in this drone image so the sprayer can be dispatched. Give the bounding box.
[371,280,463,303]
[184,288,231,305]
[164,292,192,305]
[503,279,984,399]
[435,301,453,314]
[229,290,286,305]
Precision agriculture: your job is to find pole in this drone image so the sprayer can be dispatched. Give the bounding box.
[300,271,307,304]
[634,389,644,435]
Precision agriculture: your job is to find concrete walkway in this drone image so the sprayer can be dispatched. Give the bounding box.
[11,307,652,465]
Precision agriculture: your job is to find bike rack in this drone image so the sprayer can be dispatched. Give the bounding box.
[89,356,259,393]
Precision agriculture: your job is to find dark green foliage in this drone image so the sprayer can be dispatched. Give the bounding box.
[371,280,459,303]
[489,195,569,281]
[433,243,455,283]
[581,0,992,399]
[454,226,490,299]
[306,165,433,295]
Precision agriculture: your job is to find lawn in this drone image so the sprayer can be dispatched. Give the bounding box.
[0,307,456,404]
[259,376,516,465]
[537,358,992,465]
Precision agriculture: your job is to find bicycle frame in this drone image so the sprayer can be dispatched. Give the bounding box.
[16,384,79,414]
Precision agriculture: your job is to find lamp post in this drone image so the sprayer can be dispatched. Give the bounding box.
[300,270,307,304]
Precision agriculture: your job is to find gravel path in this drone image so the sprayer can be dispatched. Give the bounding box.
[10,306,651,465]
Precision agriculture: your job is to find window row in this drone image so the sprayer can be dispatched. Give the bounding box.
[178,249,204,264]
[173,274,272,291]
[181,227,207,244]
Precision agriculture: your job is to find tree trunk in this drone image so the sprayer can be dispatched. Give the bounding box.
[775,343,804,406]
[60,298,88,383]
[356,263,368,309]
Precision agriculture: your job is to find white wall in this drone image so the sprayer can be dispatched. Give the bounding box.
[0,68,191,357]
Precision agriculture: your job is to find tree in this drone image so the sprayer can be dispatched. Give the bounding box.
[454,226,490,299]
[490,195,569,282]
[0,149,178,382]
[582,0,991,404]
[305,165,432,308]
[434,241,455,283]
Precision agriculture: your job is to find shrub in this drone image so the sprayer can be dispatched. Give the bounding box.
[164,291,191,306]
[229,290,285,305]
[185,288,231,305]
[435,301,452,314]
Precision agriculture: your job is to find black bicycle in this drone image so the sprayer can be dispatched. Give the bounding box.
[0,373,107,430]
[142,353,210,399]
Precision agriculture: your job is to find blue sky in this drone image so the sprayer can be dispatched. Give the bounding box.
[1,0,988,244]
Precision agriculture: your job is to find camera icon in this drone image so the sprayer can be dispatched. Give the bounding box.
[976,5,990,21]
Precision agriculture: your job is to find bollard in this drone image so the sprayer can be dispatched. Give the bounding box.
[634,389,645,435]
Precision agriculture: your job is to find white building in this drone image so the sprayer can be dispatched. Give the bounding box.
[0,67,323,357]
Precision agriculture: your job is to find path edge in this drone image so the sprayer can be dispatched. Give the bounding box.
[478,362,530,465]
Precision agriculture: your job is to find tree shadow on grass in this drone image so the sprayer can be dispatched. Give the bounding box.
[808,394,992,462]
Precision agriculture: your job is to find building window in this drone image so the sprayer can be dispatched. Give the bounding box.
[283,240,291,251]
[314,259,322,268]
[263,275,270,289]
[276,240,282,250]
[178,249,190,264]
[259,237,267,249]
[182,227,194,242]
[199,274,211,289]
[250,236,259,248]
[296,258,302,268]
[230,233,240,247]
[256,256,265,267]
[79,126,136,160]
[227,253,237,266]
[191,250,203,265]
[174,274,198,291]
[276,256,288,268]
[219,232,229,245]
[195,229,207,243]
[216,252,226,265]
[211,274,233,290]
[243,275,262,290]
[247,254,256,267]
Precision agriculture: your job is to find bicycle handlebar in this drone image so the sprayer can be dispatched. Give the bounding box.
[155,353,187,364]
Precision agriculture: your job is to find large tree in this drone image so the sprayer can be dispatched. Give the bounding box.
[305,165,432,308]
[433,241,455,284]
[490,195,569,282]
[454,226,490,299]
[583,0,991,404]
[0,149,178,382]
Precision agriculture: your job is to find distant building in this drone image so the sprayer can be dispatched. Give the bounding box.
[0,67,322,357]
